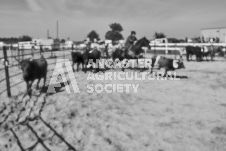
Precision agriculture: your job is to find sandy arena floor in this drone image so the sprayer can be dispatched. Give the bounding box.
[0,52,226,151]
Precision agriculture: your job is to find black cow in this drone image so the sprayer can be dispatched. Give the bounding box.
[83,49,101,73]
[18,55,48,98]
[150,55,185,76]
[71,52,84,72]
[186,46,202,61]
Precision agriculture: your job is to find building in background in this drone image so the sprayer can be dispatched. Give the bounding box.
[150,38,168,44]
[0,42,5,49]
[200,27,226,43]
[18,41,33,50]
[32,38,54,50]
[32,38,60,51]
[65,40,74,49]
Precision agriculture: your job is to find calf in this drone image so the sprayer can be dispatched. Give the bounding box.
[71,52,85,72]
[150,55,185,76]
[19,55,48,97]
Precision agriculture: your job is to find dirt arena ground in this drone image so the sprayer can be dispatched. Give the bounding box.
[0,51,226,151]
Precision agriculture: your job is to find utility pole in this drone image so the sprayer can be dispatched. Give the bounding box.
[47,29,50,39]
[56,21,59,39]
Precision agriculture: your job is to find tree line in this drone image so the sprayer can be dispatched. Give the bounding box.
[0,35,32,44]
[86,22,186,43]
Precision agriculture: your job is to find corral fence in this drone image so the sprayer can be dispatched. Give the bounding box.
[0,44,78,97]
[149,42,226,59]
[0,42,226,97]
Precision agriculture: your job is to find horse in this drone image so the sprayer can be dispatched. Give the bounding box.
[125,37,150,59]
[111,37,151,71]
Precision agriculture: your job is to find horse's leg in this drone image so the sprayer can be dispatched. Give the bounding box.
[121,58,128,72]
[138,59,144,72]
[83,60,87,73]
[106,48,109,58]
[94,60,98,73]
[36,78,41,89]
[150,57,155,74]
[121,59,125,72]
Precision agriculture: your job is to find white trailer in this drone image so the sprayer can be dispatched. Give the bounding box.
[0,42,5,49]
[18,41,33,50]
[32,38,53,50]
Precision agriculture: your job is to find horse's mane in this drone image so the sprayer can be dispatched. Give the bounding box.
[135,37,147,45]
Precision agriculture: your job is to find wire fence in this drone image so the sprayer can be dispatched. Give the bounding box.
[0,44,75,97]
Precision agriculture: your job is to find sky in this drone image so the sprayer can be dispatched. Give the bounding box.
[0,0,226,41]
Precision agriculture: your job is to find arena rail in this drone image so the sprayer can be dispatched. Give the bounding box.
[0,44,74,97]
[149,42,226,47]
[149,42,226,56]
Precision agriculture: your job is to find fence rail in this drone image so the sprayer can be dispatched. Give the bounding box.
[0,44,74,97]
[149,42,226,47]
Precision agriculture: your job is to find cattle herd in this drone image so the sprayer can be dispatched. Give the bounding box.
[15,41,225,98]
[185,45,223,61]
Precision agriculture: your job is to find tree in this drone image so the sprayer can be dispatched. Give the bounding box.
[168,38,186,43]
[19,35,32,41]
[0,35,32,44]
[105,23,124,41]
[192,37,201,43]
[153,32,166,39]
[61,39,66,43]
[109,23,123,32]
[87,30,100,42]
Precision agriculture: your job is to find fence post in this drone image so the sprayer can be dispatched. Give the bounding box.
[174,50,176,59]
[63,47,65,59]
[31,46,34,59]
[22,44,24,60]
[165,43,168,55]
[3,46,11,97]
[174,43,177,59]
[40,45,43,55]
[18,45,20,61]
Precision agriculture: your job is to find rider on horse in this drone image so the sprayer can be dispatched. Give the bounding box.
[125,31,137,51]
